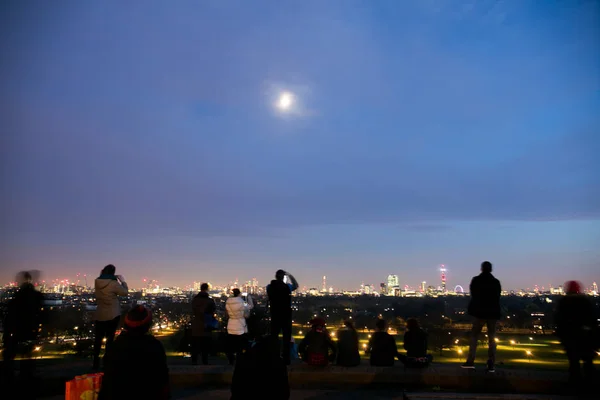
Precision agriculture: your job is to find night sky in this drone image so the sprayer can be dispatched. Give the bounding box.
[1,1,599,291]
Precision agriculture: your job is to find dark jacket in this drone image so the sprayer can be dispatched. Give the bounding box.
[267,280,292,318]
[3,283,44,343]
[468,272,501,320]
[231,336,290,400]
[336,328,361,367]
[404,328,428,358]
[368,332,398,367]
[298,329,336,365]
[555,294,597,346]
[191,291,216,337]
[99,332,169,400]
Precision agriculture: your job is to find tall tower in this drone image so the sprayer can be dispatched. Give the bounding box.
[421,281,426,293]
[322,276,327,293]
[440,265,447,292]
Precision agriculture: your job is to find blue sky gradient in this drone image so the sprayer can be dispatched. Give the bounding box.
[1,0,599,290]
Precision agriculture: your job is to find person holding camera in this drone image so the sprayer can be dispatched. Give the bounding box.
[267,269,299,365]
[93,264,129,370]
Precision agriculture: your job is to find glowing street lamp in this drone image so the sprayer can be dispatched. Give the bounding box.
[526,350,533,362]
[510,340,516,349]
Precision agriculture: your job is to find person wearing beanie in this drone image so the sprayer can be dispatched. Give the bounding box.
[298,317,336,366]
[555,280,598,388]
[99,305,170,400]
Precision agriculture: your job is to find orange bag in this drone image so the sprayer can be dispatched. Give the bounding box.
[65,373,103,400]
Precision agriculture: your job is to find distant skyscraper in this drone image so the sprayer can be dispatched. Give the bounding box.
[421,281,426,292]
[440,265,447,292]
[322,276,327,293]
[380,282,387,295]
[593,282,598,294]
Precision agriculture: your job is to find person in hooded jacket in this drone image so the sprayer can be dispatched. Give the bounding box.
[191,283,216,365]
[99,305,169,400]
[225,288,254,365]
[93,264,128,370]
[298,317,336,366]
[336,320,360,367]
[367,319,399,367]
[555,280,598,387]
[462,261,501,372]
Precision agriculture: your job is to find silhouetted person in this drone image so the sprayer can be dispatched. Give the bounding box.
[399,318,433,367]
[298,318,336,366]
[231,335,290,400]
[462,261,501,372]
[93,264,128,370]
[99,305,169,400]
[555,280,597,388]
[367,319,399,367]
[225,288,253,365]
[267,269,299,365]
[1,271,44,398]
[191,282,216,365]
[336,320,360,367]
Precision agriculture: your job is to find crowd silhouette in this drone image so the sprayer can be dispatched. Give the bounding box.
[1,262,598,399]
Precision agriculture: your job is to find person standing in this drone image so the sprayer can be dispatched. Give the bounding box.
[267,269,299,365]
[99,305,170,400]
[2,271,44,398]
[555,280,597,388]
[462,261,501,372]
[191,283,216,365]
[225,288,253,365]
[93,264,128,370]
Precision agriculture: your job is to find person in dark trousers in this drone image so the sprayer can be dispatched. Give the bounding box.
[399,318,433,367]
[367,319,399,367]
[462,261,501,372]
[267,269,299,365]
[99,305,169,400]
[225,288,253,365]
[555,280,598,389]
[336,320,360,367]
[231,335,290,400]
[1,271,44,399]
[191,282,216,365]
[298,317,336,366]
[93,264,129,370]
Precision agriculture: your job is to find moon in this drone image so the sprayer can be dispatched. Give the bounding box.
[277,91,294,111]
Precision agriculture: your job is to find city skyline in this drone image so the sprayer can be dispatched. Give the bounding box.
[1,2,599,290]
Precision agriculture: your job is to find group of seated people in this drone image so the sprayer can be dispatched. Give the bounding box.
[298,317,433,368]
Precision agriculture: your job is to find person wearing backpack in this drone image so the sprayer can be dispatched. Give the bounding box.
[225,288,254,365]
[93,264,129,370]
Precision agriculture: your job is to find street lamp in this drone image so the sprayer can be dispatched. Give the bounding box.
[510,340,516,349]
[526,350,533,362]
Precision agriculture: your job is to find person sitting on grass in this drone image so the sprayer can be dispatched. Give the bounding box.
[399,318,433,368]
[366,319,399,367]
[298,317,336,366]
[336,320,361,367]
[99,305,169,400]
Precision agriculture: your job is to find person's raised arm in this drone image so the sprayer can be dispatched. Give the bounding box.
[287,272,299,292]
[113,277,129,296]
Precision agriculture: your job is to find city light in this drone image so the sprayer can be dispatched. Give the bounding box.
[34,346,41,352]
[457,349,463,354]
[298,331,303,335]
[494,338,499,343]
[529,337,534,341]
[362,343,367,349]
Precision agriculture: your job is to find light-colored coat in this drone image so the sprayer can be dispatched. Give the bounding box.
[94,278,128,321]
[226,296,253,335]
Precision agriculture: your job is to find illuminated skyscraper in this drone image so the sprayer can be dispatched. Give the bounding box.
[322,276,327,293]
[440,265,447,292]
[593,282,598,294]
[421,281,426,292]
